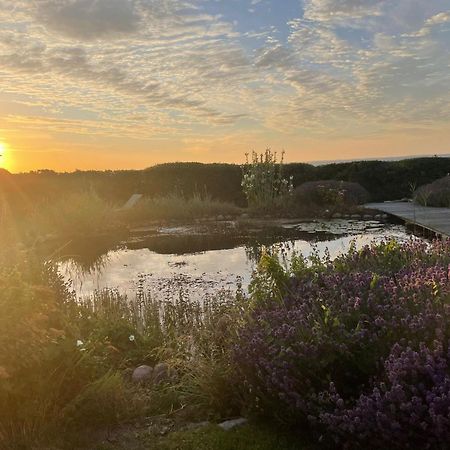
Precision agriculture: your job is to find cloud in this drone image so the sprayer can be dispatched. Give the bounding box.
[0,0,450,149]
[303,0,386,22]
[426,11,450,25]
[35,0,140,40]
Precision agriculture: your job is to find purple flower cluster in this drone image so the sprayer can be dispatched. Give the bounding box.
[321,342,450,448]
[235,239,450,447]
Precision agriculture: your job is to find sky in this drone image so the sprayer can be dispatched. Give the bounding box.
[0,0,450,172]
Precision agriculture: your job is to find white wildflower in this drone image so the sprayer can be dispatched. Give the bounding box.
[76,340,84,347]
[129,335,135,342]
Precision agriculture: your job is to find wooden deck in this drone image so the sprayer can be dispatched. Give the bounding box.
[366,201,450,237]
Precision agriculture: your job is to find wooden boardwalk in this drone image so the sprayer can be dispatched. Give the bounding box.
[366,202,450,237]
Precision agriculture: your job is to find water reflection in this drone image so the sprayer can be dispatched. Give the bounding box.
[58,220,410,301]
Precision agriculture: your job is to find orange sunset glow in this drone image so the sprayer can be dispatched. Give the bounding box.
[1,0,450,172]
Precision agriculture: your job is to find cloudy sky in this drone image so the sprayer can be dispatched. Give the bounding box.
[0,0,449,172]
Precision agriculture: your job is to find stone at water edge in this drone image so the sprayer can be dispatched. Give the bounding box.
[218,418,248,431]
[332,212,342,219]
[132,365,153,383]
[153,362,170,384]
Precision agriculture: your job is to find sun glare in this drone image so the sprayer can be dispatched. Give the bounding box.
[0,142,7,169]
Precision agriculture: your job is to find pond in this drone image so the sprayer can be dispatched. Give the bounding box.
[58,219,411,302]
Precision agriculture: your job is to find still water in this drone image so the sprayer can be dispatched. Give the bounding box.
[59,219,410,302]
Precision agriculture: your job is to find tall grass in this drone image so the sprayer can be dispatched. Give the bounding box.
[30,191,117,237]
[118,192,241,224]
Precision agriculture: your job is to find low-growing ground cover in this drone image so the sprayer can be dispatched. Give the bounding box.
[96,422,314,450]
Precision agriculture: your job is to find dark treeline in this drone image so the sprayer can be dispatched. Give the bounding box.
[1,156,450,208]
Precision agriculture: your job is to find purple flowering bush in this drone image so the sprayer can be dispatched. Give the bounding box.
[321,341,450,449]
[235,239,450,447]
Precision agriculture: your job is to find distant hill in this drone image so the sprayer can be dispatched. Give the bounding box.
[5,156,450,206]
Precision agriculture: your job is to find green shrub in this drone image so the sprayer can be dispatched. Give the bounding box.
[294,180,369,211]
[414,175,450,207]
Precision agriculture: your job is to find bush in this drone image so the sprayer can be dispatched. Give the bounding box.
[294,180,369,210]
[321,341,450,449]
[235,239,450,448]
[415,175,450,207]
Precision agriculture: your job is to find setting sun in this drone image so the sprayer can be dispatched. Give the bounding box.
[0,142,7,170]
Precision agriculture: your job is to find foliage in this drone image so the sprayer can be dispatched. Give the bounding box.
[415,175,450,207]
[235,239,450,448]
[0,259,134,448]
[155,423,314,450]
[97,423,315,450]
[3,157,450,224]
[321,341,450,449]
[118,192,241,224]
[241,150,293,210]
[30,190,116,237]
[0,251,145,447]
[151,290,246,421]
[294,180,369,211]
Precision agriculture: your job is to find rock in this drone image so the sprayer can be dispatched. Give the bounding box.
[132,365,153,383]
[153,362,170,384]
[240,213,250,219]
[218,418,248,431]
[351,214,360,219]
[363,214,372,220]
[382,214,388,219]
[217,215,225,221]
[332,212,342,219]
[375,214,381,220]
